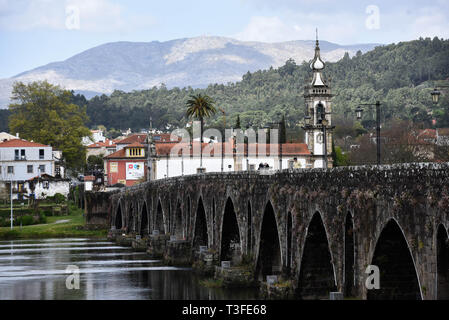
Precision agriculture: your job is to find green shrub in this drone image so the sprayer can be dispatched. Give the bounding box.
[43,210,52,217]
[53,193,66,204]
[17,215,34,226]
[38,213,47,224]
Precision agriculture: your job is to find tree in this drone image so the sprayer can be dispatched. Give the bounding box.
[279,115,287,143]
[8,81,91,171]
[235,114,241,129]
[185,93,216,167]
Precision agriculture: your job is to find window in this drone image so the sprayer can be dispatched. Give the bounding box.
[7,166,14,174]
[21,149,25,160]
[39,149,44,160]
[14,149,19,160]
[0,166,2,174]
[39,165,45,173]
[27,165,33,173]
[43,181,49,189]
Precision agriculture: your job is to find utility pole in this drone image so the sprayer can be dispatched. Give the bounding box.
[10,175,13,229]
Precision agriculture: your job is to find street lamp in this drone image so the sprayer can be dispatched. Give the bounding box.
[355,106,363,120]
[356,100,382,165]
[431,88,441,104]
[431,84,449,104]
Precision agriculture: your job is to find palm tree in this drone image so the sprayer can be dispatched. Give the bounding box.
[186,93,217,168]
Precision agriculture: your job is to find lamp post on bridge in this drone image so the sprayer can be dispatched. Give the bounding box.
[431,84,449,104]
[355,100,382,166]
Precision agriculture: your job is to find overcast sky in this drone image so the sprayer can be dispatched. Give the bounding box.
[1,0,448,78]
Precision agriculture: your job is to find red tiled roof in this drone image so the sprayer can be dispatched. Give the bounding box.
[417,129,436,139]
[155,142,311,156]
[126,142,144,148]
[87,139,116,148]
[104,148,146,159]
[153,134,182,143]
[104,149,126,159]
[0,139,49,148]
[116,134,147,145]
[84,175,96,181]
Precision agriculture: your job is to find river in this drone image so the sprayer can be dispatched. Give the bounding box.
[0,238,259,300]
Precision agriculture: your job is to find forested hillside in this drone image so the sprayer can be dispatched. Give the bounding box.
[2,37,449,134]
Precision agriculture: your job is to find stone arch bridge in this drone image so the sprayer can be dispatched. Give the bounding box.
[85,163,449,300]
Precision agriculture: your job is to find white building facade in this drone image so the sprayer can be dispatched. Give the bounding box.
[0,139,68,200]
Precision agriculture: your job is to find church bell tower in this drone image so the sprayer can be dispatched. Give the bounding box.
[303,30,334,168]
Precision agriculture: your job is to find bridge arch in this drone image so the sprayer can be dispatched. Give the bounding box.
[297,211,337,299]
[140,200,149,237]
[247,200,252,255]
[344,212,355,297]
[186,196,191,239]
[367,218,422,300]
[255,201,282,281]
[286,211,293,273]
[220,197,241,264]
[174,199,183,239]
[155,198,165,234]
[193,197,208,249]
[212,198,216,247]
[127,201,134,233]
[436,224,449,299]
[115,200,123,230]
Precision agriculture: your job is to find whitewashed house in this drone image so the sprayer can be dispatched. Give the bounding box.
[0,139,69,200]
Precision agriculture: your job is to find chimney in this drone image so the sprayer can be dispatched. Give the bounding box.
[16,133,19,138]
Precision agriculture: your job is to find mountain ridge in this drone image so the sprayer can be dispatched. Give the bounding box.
[0,36,381,108]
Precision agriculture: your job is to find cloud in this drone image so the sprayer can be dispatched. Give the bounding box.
[233,16,301,42]
[0,0,155,32]
[233,14,359,44]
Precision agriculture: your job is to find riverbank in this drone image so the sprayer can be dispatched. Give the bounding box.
[0,202,108,240]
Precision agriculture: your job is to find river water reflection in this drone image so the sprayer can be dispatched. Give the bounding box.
[0,238,259,300]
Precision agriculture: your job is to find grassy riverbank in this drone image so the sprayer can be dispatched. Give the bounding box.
[0,202,108,240]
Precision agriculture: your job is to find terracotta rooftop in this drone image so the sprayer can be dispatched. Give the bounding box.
[116,134,147,145]
[87,139,116,148]
[126,142,144,148]
[0,139,50,148]
[104,148,146,159]
[155,142,311,157]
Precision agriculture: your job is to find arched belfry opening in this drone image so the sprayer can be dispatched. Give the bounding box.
[437,225,449,300]
[140,202,148,237]
[155,200,165,234]
[297,212,336,299]
[286,212,293,273]
[367,220,421,300]
[344,213,355,297]
[174,200,183,239]
[115,203,123,229]
[220,198,241,264]
[193,198,208,249]
[256,202,282,281]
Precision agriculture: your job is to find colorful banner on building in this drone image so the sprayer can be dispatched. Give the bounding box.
[126,162,144,180]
